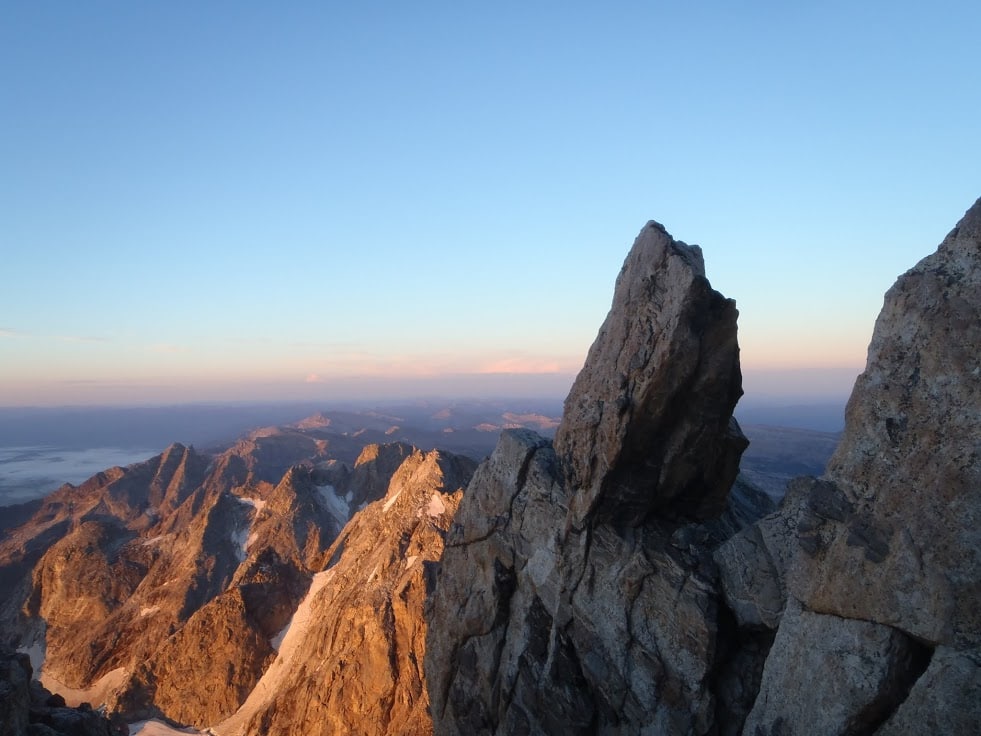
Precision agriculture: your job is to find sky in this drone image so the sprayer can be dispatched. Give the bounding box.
[2,1,979,408]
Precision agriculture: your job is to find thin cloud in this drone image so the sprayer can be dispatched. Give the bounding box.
[148,344,190,354]
[56,335,110,344]
[0,329,109,343]
[479,356,569,375]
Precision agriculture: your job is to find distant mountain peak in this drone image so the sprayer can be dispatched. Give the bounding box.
[293,412,332,429]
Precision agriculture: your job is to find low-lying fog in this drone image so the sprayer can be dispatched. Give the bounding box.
[0,446,161,504]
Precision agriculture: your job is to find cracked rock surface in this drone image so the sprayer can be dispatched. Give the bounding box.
[427,200,981,735]
[426,222,760,735]
[734,198,981,734]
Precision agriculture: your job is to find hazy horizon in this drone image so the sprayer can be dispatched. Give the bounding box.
[0,364,858,409]
[0,394,846,508]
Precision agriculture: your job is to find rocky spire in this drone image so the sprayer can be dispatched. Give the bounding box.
[554,221,746,526]
[427,221,754,735]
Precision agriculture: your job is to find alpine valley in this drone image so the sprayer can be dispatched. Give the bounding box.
[1,199,978,736]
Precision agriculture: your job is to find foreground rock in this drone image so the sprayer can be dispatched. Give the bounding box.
[427,222,762,734]
[427,201,981,735]
[554,222,746,526]
[717,197,981,734]
[0,648,121,735]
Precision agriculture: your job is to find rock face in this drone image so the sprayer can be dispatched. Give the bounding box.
[426,222,762,734]
[716,197,981,735]
[427,201,981,735]
[216,449,475,736]
[0,429,475,733]
[554,222,746,526]
[791,199,981,646]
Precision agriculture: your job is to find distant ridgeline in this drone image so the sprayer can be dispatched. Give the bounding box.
[1,198,978,735]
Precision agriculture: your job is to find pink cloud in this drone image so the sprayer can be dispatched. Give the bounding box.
[479,357,568,374]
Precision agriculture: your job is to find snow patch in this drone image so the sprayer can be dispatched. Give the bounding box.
[405,555,419,568]
[382,488,403,512]
[270,624,288,652]
[426,492,446,517]
[214,569,335,735]
[17,639,45,674]
[316,484,349,525]
[129,719,204,735]
[230,526,249,562]
[234,496,266,513]
[139,605,160,618]
[41,667,127,709]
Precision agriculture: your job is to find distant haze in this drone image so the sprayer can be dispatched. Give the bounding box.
[0,365,857,411]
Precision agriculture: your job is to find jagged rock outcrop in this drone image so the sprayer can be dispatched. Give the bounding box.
[715,197,981,734]
[0,429,475,732]
[428,202,981,735]
[216,449,476,736]
[554,222,746,526]
[427,222,762,734]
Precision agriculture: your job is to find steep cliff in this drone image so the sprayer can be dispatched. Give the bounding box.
[427,201,981,735]
[426,221,765,734]
[717,197,981,735]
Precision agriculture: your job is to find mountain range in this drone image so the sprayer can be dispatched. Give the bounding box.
[1,197,978,735]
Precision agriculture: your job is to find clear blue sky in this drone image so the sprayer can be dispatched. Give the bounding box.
[2,1,978,406]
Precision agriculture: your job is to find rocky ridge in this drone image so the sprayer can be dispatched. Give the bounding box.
[426,221,766,734]
[0,427,476,732]
[216,448,476,736]
[427,201,981,735]
[715,197,981,735]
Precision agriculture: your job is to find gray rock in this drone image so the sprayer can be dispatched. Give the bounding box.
[0,649,118,736]
[428,221,751,735]
[875,647,981,735]
[714,476,824,630]
[553,221,747,528]
[788,198,981,648]
[426,429,574,735]
[732,198,981,734]
[742,601,926,736]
